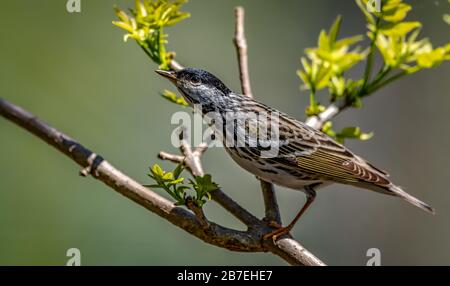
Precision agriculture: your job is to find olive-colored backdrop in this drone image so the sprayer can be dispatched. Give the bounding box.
[0,0,449,265]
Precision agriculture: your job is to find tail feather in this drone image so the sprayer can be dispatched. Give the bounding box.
[388,185,435,215]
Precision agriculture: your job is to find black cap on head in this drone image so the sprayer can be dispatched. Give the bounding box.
[176,68,231,95]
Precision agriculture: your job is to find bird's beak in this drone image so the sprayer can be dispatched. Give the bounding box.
[155,69,177,83]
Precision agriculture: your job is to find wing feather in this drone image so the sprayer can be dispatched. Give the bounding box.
[275,115,391,186]
[237,98,391,187]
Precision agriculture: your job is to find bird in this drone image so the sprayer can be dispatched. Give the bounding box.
[155,67,435,240]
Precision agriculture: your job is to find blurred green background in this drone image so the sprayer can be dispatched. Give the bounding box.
[0,0,449,265]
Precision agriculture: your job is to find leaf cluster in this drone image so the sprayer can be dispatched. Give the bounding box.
[361,0,450,72]
[147,164,219,207]
[322,121,373,144]
[113,0,189,70]
[298,15,367,101]
[161,89,189,106]
[299,0,450,143]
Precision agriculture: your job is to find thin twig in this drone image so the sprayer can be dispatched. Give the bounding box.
[305,101,347,130]
[179,139,204,176]
[362,17,381,91]
[158,151,184,164]
[233,6,253,99]
[233,6,282,226]
[260,180,282,225]
[170,59,184,71]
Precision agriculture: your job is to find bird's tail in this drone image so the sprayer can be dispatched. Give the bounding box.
[388,184,435,215]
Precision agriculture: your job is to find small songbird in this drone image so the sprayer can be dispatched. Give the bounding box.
[156,68,434,240]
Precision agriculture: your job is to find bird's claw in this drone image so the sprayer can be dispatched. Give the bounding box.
[265,220,282,229]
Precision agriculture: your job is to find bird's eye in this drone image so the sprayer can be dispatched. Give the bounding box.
[190,75,201,86]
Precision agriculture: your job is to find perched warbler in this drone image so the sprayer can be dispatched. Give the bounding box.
[156,68,434,240]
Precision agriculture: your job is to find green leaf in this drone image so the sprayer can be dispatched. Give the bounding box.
[135,0,147,18]
[346,79,364,91]
[162,172,174,181]
[379,21,421,37]
[329,76,346,97]
[322,122,372,142]
[375,30,430,69]
[161,90,189,106]
[315,65,333,89]
[176,186,190,192]
[168,177,184,185]
[444,14,450,25]
[151,164,164,177]
[415,46,449,68]
[173,163,184,179]
[352,96,363,108]
[322,121,333,133]
[318,30,329,50]
[321,121,336,137]
[355,0,375,25]
[305,91,325,116]
[298,70,311,90]
[112,21,134,33]
[113,0,190,68]
[335,126,373,143]
[359,132,374,140]
[189,174,219,206]
[338,127,361,138]
[329,15,342,47]
[334,35,364,49]
[382,2,411,23]
[305,103,325,116]
[194,174,219,193]
[299,14,366,98]
[147,161,192,206]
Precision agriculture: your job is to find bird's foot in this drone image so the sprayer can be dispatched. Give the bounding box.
[265,219,282,229]
[263,226,292,242]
